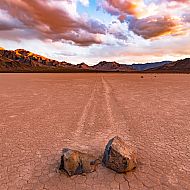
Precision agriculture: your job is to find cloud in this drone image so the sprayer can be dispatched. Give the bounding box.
[1,0,190,65]
[182,14,190,23]
[55,52,78,57]
[101,1,121,16]
[101,0,190,19]
[87,31,190,64]
[0,10,23,31]
[108,21,129,41]
[100,0,190,39]
[0,0,106,46]
[128,16,183,39]
[119,33,190,58]
[78,0,89,7]
[101,0,151,18]
[165,0,189,3]
[58,30,103,46]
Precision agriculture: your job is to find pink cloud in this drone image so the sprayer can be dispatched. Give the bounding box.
[101,0,190,39]
[128,16,182,39]
[0,0,107,46]
[102,0,143,17]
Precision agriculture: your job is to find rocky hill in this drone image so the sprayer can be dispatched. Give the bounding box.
[0,49,136,72]
[147,58,190,73]
[1,48,190,73]
[92,61,135,72]
[0,49,80,72]
[76,62,91,70]
[132,61,172,71]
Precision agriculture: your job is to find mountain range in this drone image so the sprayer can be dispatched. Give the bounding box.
[132,61,172,71]
[0,48,190,73]
[147,58,190,72]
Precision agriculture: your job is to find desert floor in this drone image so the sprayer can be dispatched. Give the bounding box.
[0,73,190,190]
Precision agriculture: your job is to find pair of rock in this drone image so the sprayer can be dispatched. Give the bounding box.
[59,136,137,176]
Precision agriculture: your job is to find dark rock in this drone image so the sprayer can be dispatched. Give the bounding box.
[59,148,99,176]
[102,136,137,173]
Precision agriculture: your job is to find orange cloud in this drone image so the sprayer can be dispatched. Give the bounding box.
[102,0,144,18]
[128,16,183,39]
[101,0,190,39]
[107,0,139,16]
[103,0,190,19]
[0,0,106,46]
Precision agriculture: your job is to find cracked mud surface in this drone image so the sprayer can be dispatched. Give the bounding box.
[0,73,190,190]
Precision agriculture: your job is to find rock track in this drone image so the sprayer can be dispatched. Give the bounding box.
[0,73,190,190]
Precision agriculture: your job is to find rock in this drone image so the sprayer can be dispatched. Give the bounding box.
[59,148,99,176]
[102,136,137,173]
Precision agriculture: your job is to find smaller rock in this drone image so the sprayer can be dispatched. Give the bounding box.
[59,148,99,176]
[102,136,137,173]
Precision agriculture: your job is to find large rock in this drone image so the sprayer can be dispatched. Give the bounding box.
[102,136,137,173]
[59,148,99,176]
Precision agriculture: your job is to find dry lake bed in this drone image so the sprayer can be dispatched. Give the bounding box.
[0,73,190,190]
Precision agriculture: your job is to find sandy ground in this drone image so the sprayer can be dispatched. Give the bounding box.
[0,73,190,190]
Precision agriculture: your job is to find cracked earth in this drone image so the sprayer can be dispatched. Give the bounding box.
[0,73,190,190]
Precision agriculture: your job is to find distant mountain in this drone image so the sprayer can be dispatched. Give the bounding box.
[147,58,190,72]
[132,61,172,71]
[0,48,81,72]
[76,62,91,70]
[1,48,190,73]
[0,54,30,71]
[92,61,135,72]
[93,59,190,73]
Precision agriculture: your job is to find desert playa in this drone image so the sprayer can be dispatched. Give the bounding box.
[0,73,190,190]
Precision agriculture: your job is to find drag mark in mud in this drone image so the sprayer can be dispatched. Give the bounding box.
[101,77,133,140]
[74,80,97,138]
[102,77,115,132]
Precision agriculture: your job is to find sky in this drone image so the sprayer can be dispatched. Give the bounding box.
[0,0,190,65]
